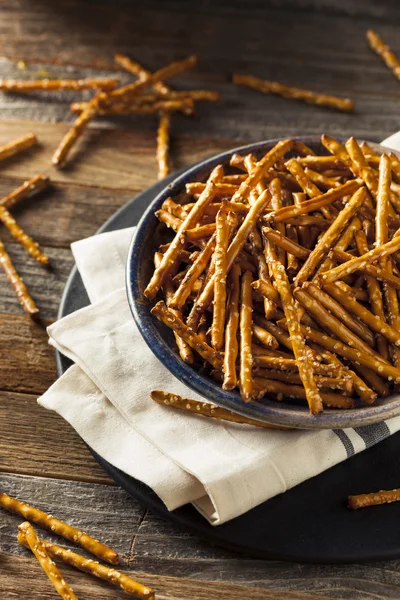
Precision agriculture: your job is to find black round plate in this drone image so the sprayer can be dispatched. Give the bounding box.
[57,173,400,564]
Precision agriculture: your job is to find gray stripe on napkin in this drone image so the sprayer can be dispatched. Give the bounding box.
[333,429,355,457]
[354,422,391,449]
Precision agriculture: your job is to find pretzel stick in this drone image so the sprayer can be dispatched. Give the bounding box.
[266,240,322,414]
[348,488,400,510]
[145,168,220,300]
[297,155,348,170]
[267,179,362,223]
[304,168,341,190]
[285,224,300,278]
[332,247,400,288]
[156,111,171,180]
[367,29,400,81]
[186,182,239,196]
[0,237,38,316]
[248,226,278,318]
[292,140,316,156]
[223,262,240,390]
[52,97,99,167]
[0,132,37,162]
[253,355,346,376]
[230,139,293,204]
[211,208,229,350]
[238,270,254,401]
[18,531,154,600]
[151,390,288,429]
[253,369,352,392]
[319,234,400,284]
[17,523,78,600]
[0,78,119,92]
[294,186,367,285]
[268,177,287,263]
[252,323,279,349]
[114,52,170,94]
[162,198,188,219]
[251,279,281,304]
[0,205,49,265]
[188,189,271,318]
[303,282,375,346]
[151,301,223,369]
[233,74,354,112]
[171,235,216,308]
[285,158,321,198]
[0,174,49,210]
[321,281,400,347]
[0,492,119,564]
[154,252,193,364]
[109,55,197,100]
[253,379,354,408]
[293,287,384,365]
[262,226,310,259]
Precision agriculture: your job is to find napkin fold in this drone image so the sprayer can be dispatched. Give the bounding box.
[39,134,400,525]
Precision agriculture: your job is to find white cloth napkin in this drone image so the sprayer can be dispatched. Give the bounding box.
[39,134,400,525]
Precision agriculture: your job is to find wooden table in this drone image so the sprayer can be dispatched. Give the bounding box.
[1,1,400,598]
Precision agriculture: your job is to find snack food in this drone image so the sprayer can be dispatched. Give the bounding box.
[348,487,400,509]
[145,136,400,413]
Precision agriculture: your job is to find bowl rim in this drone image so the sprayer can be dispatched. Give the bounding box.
[126,135,400,429]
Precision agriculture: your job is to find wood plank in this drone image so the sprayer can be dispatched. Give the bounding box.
[0,390,112,484]
[0,553,329,600]
[0,313,56,394]
[0,473,141,559]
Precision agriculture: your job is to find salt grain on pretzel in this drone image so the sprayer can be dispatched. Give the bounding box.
[0,133,37,162]
[0,237,38,316]
[0,492,119,564]
[18,530,154,599]
[18,522,78,600]
[233,74,354,112]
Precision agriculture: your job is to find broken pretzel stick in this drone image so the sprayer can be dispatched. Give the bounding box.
[252,323,279,349]
[151,390,288,429]
[348,487,400,510]
[233,74,354,112]
[18,522,78,600]
[0,492,119,564]
[0,205,49,265]
[0,237,38,316]
[0,132,37,162]
[114,52,169,94]
[18,530,154,599]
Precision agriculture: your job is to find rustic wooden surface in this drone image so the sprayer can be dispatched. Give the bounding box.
[1,0,400,598]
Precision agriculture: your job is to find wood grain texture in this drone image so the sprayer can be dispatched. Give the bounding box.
[0,391,112,484]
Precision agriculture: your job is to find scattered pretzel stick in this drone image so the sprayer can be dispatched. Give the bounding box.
[348,487,400,510]
[0,173,49,210]
[0,205,49,265]
[367,29,400,81]
[0,78,119,92]
[52,97,100,167]
[0,133,37,162]
[156,111,171,180]
[151,390,288,429]
[114,52,169,94]
[18,530,154,599]
[223,262,241,390]
[0,492,119,564]
[0,237,38,316]
[233,74,354,112]
[18,522,78,600]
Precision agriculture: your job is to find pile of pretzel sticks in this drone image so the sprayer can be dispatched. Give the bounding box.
[0,54,219,178]
[144,135,400,415]
[0,492,155,599]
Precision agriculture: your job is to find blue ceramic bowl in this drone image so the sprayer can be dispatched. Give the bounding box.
[126,136,400,429]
